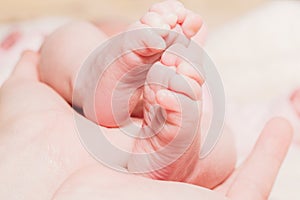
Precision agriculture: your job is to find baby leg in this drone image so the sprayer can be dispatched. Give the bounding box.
[39,21,108,106]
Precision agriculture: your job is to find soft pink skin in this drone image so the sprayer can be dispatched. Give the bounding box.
[127,47,236,187]
[38,0,235,187]
[291,88,300,118]
[0,51,293,199]
[38,19,235,187]
[289,88,300,145]
[39,0,204,128]
[39,21,106,107]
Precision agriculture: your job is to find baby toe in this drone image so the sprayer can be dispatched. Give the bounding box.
[182,11,203,38]
[150,0,187,28]
[141,11,170,30]
[161,45,205,85]
[177,60,204,85]
[156,89,200,131]
[156,89,181,112]
[146,61,176,91]
[168,73,202,101]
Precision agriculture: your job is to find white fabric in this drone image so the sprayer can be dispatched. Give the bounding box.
[206,1,300,199]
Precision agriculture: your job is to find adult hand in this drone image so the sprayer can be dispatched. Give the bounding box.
[0,51,292,200]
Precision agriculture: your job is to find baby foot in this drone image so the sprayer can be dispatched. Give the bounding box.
[79,0,203,127]
[141,0,203,38]
[127,45,204,182]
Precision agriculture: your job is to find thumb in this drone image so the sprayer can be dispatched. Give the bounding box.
[227,117,293,200]
[11,50,39,81]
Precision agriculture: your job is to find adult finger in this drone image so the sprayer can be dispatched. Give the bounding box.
[227,117,293,200]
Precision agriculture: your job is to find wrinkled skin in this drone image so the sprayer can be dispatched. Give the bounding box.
[0,52,293,200]
[38,20,236,188]
[37,0,226,186]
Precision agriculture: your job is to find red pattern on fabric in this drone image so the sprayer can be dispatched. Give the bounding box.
[290,88,300,118]
[0,31,22,50]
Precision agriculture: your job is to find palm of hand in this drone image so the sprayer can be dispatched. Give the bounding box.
[0,52,292,200]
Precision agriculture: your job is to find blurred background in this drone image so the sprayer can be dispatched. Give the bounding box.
[0,0,266,29]
[0,1,299,199]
